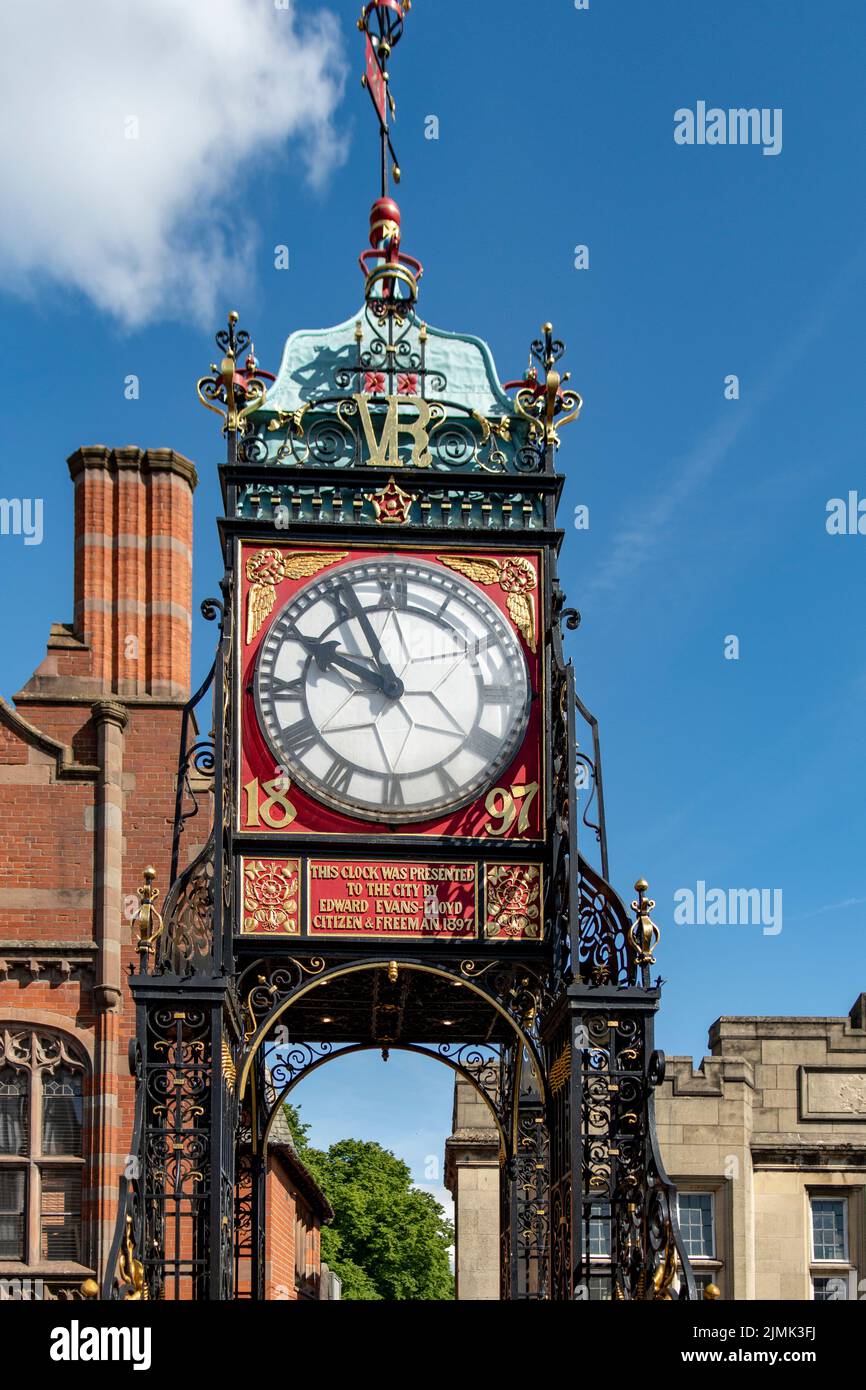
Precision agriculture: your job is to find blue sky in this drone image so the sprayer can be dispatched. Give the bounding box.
[2,1,865,1205]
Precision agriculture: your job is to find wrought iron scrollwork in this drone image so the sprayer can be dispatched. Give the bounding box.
[169,598,223,885]
[156,836,215,977]
[576,857,634,987]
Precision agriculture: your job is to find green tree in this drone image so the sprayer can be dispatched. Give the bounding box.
[281,1101,310,1153]
[283,1106,454,1301]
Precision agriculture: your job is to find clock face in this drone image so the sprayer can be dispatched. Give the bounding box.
[254,556,531,823]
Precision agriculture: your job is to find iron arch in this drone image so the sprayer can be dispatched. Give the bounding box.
[259,1040,508,1153]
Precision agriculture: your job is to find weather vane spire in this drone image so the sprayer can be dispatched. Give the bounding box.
[359,1,409,197]
[357,2,422,312]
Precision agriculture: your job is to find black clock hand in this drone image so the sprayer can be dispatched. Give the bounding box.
[287,628,404,698]
[334,582,400,684]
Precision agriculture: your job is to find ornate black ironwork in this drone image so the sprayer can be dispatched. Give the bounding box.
[101,242,698,1303]
[169,597,223,885]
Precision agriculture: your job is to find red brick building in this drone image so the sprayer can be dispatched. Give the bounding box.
[0,446,331,1299]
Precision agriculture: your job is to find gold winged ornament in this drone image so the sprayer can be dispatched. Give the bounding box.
[441,555,537,654]
[245,550,348,643]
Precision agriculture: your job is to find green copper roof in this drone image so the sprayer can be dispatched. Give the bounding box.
[262,309,513,418]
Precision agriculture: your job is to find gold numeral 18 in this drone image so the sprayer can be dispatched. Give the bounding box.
[243,776,298,829]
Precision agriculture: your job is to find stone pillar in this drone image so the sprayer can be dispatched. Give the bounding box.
[91,699,128,1273]
[444,1077,501,1299]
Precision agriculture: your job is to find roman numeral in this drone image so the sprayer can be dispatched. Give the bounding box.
[380,574,409,609]
[323,758,354,795]
[383,775,405,808]
[466,727,501,760]
[279,715,318,758]
[325,587,352,625]
[271,675,305,697]
[437,765,460,797]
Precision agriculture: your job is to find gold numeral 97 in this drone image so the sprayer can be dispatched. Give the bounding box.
[483,781,539,837]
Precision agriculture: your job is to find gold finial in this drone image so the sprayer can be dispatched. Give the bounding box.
[118,1213,148,1300]
[703,1282,721,1300]
[629,878,660,967]
[651,1243,678,1300]
[80,1278,100,1299]
[387,960,398,984]
[132,865,164,966]
[511,320,582,448]
[197,309,267,434]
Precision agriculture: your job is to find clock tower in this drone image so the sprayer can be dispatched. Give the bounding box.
[104,3,695,1302]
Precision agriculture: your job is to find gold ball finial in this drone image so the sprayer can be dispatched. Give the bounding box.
[228,310,239,325]
[635,878,648,893]
[80,1278,100,1299]
[143,865,156,882]
[703,1282,721,1300]
[543,321,553,334]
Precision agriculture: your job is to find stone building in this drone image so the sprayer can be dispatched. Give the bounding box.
[444,1076,501,1300]
[0,445,330,1299]
[657,994,866,1300]
[446,995,866,1300]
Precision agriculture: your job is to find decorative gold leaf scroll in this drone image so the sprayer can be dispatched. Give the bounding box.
[441,554,538,654]
[245,550,347,643]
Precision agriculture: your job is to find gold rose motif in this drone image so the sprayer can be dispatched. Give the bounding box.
[441,554,537,654]
[243,859,300,935]
[484,864,542,940]
[245,549,347,643]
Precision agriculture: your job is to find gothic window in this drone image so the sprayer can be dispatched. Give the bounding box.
[0,1028,87,1268]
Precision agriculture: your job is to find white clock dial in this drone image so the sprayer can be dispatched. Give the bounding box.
[254,556,531,823]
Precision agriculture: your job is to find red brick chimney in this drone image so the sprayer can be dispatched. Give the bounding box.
[18,446,197,703]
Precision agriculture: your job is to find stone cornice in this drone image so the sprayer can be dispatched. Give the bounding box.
[91,699,129,731]
[751,1142,866,1171]
[67,444,198,491]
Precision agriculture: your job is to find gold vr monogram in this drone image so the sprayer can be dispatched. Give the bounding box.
[351,393,441,468]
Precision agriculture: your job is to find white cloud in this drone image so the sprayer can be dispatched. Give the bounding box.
[0,0,346,327]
